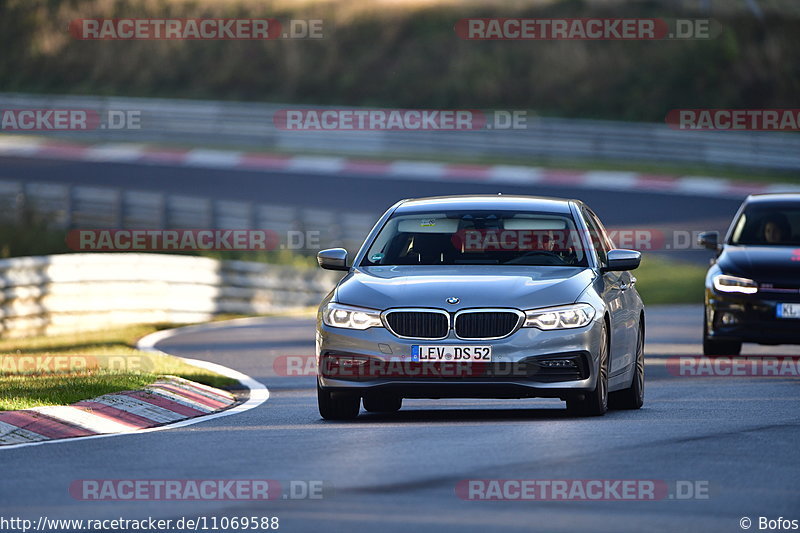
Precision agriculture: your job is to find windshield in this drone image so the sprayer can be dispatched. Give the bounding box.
[360,210,588,267]
[730,204,800,246]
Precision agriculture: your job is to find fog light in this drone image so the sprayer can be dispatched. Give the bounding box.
[335,357,369,367]
[320,355,371,377]
[539,359,577,368]
[721,312,738,326]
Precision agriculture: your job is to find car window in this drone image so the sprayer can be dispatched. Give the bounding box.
[730,204,800,245]
[581,208,610,266]
[361,210,589,267]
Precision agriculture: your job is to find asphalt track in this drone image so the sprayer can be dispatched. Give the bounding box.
[1,155,742,265]
[1,306,799,533]
[0,156,740,224]
[1,156,798,532]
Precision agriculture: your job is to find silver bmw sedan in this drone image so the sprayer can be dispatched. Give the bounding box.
[315,195,644,419]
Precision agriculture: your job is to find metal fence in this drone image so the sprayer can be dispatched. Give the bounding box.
[1,93,799,171]
[0,253,340,338]
[0,179,377,253]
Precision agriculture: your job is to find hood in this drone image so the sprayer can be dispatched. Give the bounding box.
[718,245,800,285]
[334,265,595,310]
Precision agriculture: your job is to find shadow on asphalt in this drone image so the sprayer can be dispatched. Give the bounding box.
[316,407,646,424]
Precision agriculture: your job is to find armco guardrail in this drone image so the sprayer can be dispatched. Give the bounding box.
[0,253,340,338]
[0,179,378,253]
[1,93,798,171]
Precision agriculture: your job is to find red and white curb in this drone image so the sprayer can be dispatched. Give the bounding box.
[0,376,234,446]
[0,322,269,450]
[1,136,796,199]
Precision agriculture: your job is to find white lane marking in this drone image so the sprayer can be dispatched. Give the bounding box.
[762,183,800,194]
[83,144,145,162]
[487,165,543,183]
[388,161,446,178]
[582,171,639,190]
[675,176,730,194]
[184,149,242,168]
[287,156,345,173]
[0,136,44,155]
[0,322,270,451]
[29,406,134,433]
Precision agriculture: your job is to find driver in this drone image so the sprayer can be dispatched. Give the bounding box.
[761,213,791,244]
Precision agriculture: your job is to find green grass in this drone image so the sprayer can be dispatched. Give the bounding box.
[633,255,707,306]
[0,324,239,411]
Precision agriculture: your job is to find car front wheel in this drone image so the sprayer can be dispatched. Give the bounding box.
[567,322,609,417]
[318,383,360,420]
[363,394,402,413]
[703,315,742,356]
[610,321,644,410]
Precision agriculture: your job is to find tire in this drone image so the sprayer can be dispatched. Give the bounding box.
[363,394,402,413]
[567,322,609,417]
[703,315,742,356]
[609,321,644,410]
[317,383,360,420]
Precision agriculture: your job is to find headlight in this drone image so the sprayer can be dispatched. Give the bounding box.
[322,303,383,330]
[523,303,595,330]
[712,274,758,294]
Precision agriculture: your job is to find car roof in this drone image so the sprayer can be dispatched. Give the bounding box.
[394,195,578,214]
[746,193,800,204]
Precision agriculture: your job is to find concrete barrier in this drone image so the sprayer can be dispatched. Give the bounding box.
[0,253,340,338]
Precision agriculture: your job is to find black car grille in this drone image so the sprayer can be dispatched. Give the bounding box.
[385,311,449,339]
[455,311,521,339]
[758,283,800,297]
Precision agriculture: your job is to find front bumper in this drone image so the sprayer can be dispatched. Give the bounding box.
[706,289,800,344]
[316,318,604,399]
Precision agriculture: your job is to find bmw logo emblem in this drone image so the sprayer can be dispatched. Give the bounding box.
[446,297,460,305]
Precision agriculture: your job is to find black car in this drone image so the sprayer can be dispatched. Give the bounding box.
[699,193,800,356]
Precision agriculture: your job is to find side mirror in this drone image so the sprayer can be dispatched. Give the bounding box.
[603,249,641,272]
[317,248,349,271]
[697,231,719,250]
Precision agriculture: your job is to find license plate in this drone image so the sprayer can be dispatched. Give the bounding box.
[777,303,800,318]
[411,345,492,362]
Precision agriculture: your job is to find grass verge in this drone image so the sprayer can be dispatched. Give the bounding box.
[634,255,707,306]
[0,324,239,411]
